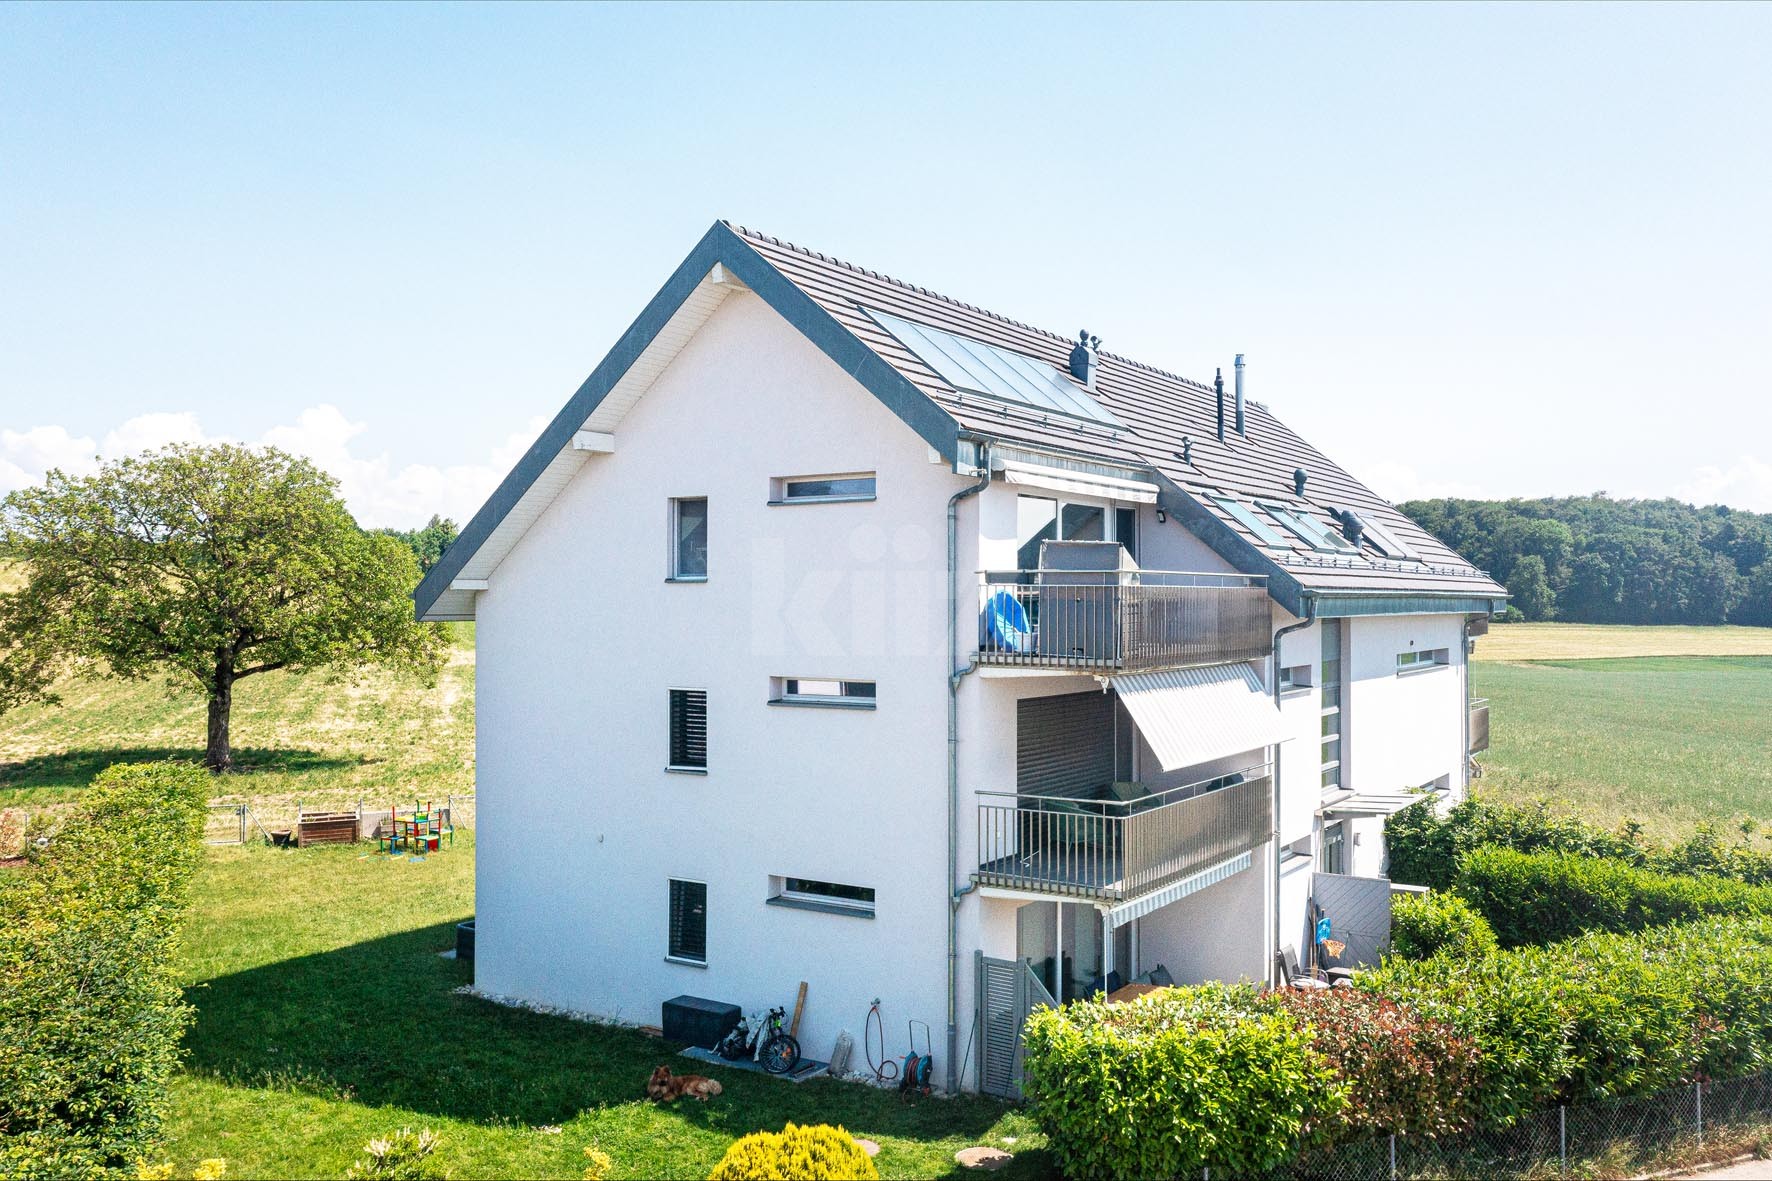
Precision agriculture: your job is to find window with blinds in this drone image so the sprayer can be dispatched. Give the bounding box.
[668,878,707,963]
[668,689,707,772]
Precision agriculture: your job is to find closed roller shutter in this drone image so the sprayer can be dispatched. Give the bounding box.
[1017,690,1114,797]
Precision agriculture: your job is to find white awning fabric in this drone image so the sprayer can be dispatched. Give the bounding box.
[1111,662,1285,773]
[1105,851,1253,928]
[1322,793,1429,819]
[999,460,1159,504]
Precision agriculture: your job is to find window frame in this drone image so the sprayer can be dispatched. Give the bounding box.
[667,877,708,965]
[768,677,877,710]
[769,473,877,506]
[1015,492,1139,571]
[767,875,877,919]
[668,496,709,582]
[1208,494,1291,548]
[667,687,708,774]
[1396,648,1451,675]
[1257,499,1357,553]
[1347,510,1421,562]
[1278,663,1313,694]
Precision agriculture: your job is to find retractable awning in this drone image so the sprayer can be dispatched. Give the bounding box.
[1322,793,1427,818]
[999,460,1159,504]
[1110,662,1285,772]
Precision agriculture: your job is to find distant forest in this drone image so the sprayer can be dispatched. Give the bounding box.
[1399,495,1772,626]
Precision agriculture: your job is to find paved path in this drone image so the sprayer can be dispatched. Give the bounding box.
[1678,1157,1772,1179]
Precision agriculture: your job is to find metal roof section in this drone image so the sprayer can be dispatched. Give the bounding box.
[1109,662,1285,773]
[867,308,1127,430]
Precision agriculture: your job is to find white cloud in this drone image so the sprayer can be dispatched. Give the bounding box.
[1361,459,1487,506]
[1669,456,1772,514]
[1,406,548,530]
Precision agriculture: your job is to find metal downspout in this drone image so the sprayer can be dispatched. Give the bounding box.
[1270,597,1317,985]
[947,442,992,1094]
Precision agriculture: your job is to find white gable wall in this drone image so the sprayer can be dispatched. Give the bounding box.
[473,290,966,1067]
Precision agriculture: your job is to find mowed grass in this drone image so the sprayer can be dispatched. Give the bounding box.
[1474,622,1772,663]
[166,836,1042,1180]
[1474,633,1772,835]
[0,624,476,816]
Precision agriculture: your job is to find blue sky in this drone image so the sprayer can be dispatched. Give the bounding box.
[2,2,1769,526]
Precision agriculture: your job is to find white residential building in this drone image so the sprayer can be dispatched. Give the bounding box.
[415,223,1506,1096]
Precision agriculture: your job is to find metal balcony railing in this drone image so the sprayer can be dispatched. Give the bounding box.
[975,767,1274,901]
[1469,698,1491,754]
[976,570,1272,673]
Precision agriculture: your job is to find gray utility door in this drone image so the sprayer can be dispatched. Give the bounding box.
[1017,690,1115,796]
[1311,871,1392,968]
[976,952,1059,1098]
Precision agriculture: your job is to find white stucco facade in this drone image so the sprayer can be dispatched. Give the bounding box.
[459,281,1491,1091]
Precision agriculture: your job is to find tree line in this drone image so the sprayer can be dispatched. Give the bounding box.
[1400,494,1772,625]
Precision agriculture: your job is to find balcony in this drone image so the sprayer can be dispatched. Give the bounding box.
[975,767,1274,902]
[1469,698,1491,754]
[976,570,1272,673]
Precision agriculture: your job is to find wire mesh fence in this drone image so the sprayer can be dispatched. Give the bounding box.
[202,793,475,845]
[1286,1072,1772,1180]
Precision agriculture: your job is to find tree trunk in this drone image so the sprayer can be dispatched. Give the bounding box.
[207,667,234,772]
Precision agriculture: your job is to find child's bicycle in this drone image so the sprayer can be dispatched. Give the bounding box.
[713,1005,800,1074]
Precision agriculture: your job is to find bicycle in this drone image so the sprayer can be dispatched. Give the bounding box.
[714,1005,800,1074]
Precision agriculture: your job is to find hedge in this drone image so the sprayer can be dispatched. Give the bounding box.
[1454,846,1772,947]
[0,762,209,1177]
[1020,984,1342,1180]
[1387,794,1772,892]
[1388,890,1498,961]
[1360,915,1772,1125]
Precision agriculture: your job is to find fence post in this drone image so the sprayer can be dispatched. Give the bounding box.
[1559,1104,1566,1173]
[1388,1133,1397,1181]
[1696,1079,1704,1149]
[238,804,246,845]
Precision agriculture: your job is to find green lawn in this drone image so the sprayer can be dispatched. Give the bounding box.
[164,836,1043,1180]
[1474,655,1772,837]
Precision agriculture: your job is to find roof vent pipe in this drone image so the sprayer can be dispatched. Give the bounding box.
[1234,353,1247,435]
[1340,509,1364,547]
[1215,369,1225,441]
[1294,467,1307,498]
[1068,330,1100,390]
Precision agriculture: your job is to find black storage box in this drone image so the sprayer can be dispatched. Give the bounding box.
[662,995,740,1048]
[456,920,475,962]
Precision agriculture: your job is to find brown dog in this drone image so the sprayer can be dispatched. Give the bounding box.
[646,1065,723,1102]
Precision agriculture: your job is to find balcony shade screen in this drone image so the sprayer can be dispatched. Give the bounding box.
[1111,662,1284,772]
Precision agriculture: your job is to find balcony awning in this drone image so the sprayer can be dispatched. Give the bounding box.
[999,460,1159,504]
[1322,792,1431,818]
[1110,662,1284,772]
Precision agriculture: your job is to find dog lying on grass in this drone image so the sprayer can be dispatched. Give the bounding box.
[646,1065,723,1101]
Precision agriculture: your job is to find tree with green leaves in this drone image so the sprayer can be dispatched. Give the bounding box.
[0,443,445,771]
[378,514,459,575]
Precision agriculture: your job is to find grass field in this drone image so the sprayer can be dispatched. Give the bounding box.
[164,836,1041,1180]
[1473,624,1772,836]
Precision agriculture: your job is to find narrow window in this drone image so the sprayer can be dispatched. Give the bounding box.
[668,879,707,963]
[769,876,876,917]
[1279,664,1312,693]
[668,689,707,772]
[670,497,708,580]
[1396,648,1449,673]
[773,473,876,503]
[770,678,876,709]
[1320,823,1348,875]
[1113,506,1139,562]
[1320,621,1343,792]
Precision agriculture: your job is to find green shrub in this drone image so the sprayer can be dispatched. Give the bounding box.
[1274,988,1481,1139]
[706,1124,876,1181]
[1020,984,1342,1180]
[1361,915,1772,1122]
[1388,891,1499,961]
[0,762,208,1174]
[344,1129,444,1180]
[1454,846,1772,947]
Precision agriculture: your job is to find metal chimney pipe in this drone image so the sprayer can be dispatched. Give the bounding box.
[1234,354,1246,435]
[1215,369,1225,441]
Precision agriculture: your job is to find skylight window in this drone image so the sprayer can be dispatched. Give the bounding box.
[1348,511,1421,561]
[867,309,1124,429]
[1207,494,1289,547]
[1259,501,1356,553]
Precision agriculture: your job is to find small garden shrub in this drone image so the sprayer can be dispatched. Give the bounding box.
[344,1129,444,1180]
[0,762,209,1176]
[1454,846,1772,947]
[706,1124,876,1181]
[1274,988,1481,1138]
[1361,915,1772,1123]
[1388,891,1498,961]
[1019,984,1342,1181]
[580,1146,613,1181]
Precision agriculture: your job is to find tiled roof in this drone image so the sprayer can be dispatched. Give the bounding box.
[730,224,1505,601]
